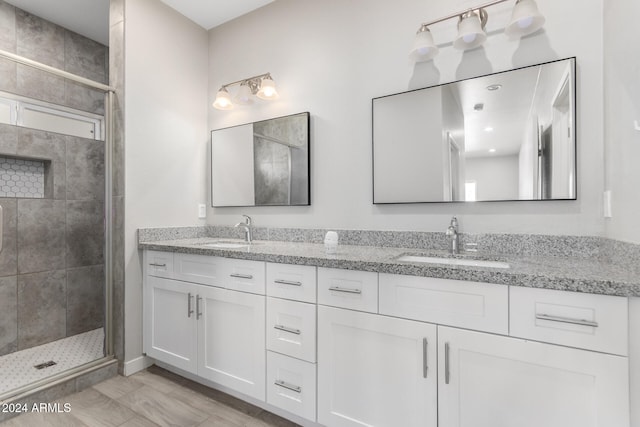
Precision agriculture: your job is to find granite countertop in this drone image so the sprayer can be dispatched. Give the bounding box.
[138,237,640,297]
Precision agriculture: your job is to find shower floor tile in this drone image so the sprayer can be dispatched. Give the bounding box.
[0,328,104,395]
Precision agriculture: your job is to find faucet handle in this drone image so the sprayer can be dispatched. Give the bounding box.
[450,216,458,228]
[242,215,252,226]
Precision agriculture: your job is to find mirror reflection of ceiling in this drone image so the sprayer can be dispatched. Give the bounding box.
[4,0,274,46]
[456,60,569,158]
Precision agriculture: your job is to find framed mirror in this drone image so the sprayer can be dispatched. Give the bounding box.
[372,57,576,203]
[211,112,310,207]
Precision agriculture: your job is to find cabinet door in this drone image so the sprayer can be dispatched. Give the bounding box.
[197,286,266,401]
[438,326,630,427]
[143,276,198,373]
[318,306,437,427]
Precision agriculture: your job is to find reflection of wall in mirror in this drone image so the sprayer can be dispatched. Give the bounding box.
[467,155,519,201]
[442,85,465,201]
[373,89,445,203]
[211,124,255,206]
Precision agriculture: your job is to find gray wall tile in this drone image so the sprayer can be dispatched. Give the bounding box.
[64,30,108,83]
[0,57,17,93]
[17,269,66,349]
[0,123,18,158]
[17,199,66,274]
[64,81,106,115]
[66,137,104,201]
[0,1,16,52]
[17,127,66,199]
[0,198,17,276]
[16,64,65,105]
[15,9,64,68]
[66,264,104,336]
[112,196,124,366]
[0,275,17,356]
[66,200,104,267]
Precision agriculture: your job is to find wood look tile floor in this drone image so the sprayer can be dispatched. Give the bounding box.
[0,366,300,427]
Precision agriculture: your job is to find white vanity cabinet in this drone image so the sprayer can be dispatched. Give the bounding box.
[265,262,318,422]
[143,248,632,427]
[317,305,438,427]
[144,275,199,373]
[438,326,630,427]
[143,251,267,401]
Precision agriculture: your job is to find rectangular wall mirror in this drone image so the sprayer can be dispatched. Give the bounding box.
[211,112,310,207]
[372,57,576,203]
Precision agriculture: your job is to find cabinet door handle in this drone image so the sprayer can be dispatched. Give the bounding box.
[274,324,301,335]
[274,379,302,393]
[535,313,599,328]
[274,279,302,287]
[328,286,361,294]
[196,295,202,320]
[445,342,451,385]
[187,293,194,318]
[422,338,428,378]
[149,263,167,267]
[230,273,253,280]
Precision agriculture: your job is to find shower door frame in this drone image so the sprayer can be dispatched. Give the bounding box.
[0,49,116,401]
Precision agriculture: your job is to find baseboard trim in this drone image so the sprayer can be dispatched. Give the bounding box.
[123,355,154,376]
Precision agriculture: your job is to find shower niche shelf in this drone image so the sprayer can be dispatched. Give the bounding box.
[0,156,47,198]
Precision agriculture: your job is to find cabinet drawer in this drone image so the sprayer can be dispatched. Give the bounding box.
[266,351,316,422]
[266,263,317,303]
[267,297,316,362]
[174,253,225,287]
[510,287,628,356]
[225,258,266,295]
[379,273,508,334]
[318,268,378,313]
[146,250,174,278]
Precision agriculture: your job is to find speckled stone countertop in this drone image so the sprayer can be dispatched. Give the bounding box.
[139,237,640,297]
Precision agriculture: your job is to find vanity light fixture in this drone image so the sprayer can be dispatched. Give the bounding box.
[410,0,545,62]
[212,72,279,110]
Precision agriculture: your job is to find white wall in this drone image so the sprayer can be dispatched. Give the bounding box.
[207,0,605,235]
[466,155,519,201]
[604,0,640,244]
[124,0,208,362]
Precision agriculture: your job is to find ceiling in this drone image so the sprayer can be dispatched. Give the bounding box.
[5,0,274,46]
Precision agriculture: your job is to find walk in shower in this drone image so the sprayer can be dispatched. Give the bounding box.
[0,2,114,403]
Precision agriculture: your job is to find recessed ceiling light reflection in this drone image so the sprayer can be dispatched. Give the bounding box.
[485,126,494,132]
[489,148,497,153]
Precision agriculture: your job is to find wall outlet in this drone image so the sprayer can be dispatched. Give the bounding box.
[603,190,612,218]
[198,204,206,219]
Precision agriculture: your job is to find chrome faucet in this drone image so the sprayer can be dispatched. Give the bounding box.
[445,216,459,254]
[235,215,253,243]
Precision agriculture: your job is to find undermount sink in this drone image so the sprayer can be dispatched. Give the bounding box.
[396,254,510,269]
[200,240,250,249]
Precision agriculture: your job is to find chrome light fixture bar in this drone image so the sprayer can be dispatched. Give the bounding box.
[213,72,279,110]
[410,0,545,62]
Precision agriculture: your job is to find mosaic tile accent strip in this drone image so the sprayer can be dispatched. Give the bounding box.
[0,157,45,198]
[0,328,104,395]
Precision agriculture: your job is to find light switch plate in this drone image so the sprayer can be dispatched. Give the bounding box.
[198,204,206,219]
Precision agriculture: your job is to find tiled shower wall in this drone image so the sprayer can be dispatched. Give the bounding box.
[0,1,107,356]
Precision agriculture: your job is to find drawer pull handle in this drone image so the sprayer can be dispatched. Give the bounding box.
[230,273,253,280]
[422,338,428,378]
[274,324,301,335]
[196,295,202,320]
[187,293,194,318]
[149,263,167,267]
[444,342,451,385]
[328,286,361,294]
[274,279,302,287]
[535,313,599,328]
[274,380,301,393]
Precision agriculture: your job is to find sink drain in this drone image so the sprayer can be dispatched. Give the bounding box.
[34,361,57,370]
